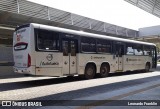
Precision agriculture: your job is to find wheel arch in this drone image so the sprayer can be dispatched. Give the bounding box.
[85,62,97,74]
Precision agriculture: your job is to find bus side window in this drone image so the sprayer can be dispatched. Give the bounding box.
[97,39,111,53]
[44,40,52,50]
[37,29,59,51]
[37,39,44,49]
[81,37,96,52]
[126,43,134,55]
[63,41,68,56]
[144,45,151,56]
[71,41,76,56]
[134,45,143,55]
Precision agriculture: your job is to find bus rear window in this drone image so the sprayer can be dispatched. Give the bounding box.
[14,42,28,51]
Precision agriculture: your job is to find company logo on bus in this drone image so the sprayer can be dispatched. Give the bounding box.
[46,54,53,61]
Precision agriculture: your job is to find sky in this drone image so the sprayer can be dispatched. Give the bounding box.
[28,0,160,30]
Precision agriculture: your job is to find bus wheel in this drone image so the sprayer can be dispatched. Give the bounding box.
[24,74,31,76]
[67,76,74,79]
[85,64,96,79]
[100,64,109,78]
[145,63,150,72]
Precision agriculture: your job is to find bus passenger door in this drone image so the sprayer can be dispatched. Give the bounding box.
[115,44,124,71]
[62,39,77,75]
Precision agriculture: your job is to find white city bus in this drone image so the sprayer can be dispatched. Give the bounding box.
[13,23,157,79]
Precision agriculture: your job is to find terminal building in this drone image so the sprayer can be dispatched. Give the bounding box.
[0,0,160,75]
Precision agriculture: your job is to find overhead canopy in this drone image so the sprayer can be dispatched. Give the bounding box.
[0,0,138,39]
[125,0,160,18]
[125,0,160,44]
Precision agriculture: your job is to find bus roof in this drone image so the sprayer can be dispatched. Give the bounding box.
[29,23,155,46]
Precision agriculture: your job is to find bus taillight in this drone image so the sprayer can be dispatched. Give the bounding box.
[28,54,31,67]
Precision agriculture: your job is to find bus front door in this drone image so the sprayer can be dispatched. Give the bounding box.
[62,39,77,75]
[115,44,124,71]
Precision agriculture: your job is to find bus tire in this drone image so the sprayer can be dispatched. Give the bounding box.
[100,64,109,78]
[84,64,96,79]
[24,74,31,76]
[67,76,74,79]
[145,63,150,72]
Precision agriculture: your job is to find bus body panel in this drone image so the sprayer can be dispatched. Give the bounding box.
[123,55,152,71]
[36,67,62,76]
[13,23,157,77]
[13,25,33,74]
[13,24,37,75]
[77,54,153,74]
[13,27,30,68]
[35,52,63,76]
[77,54,115,74]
